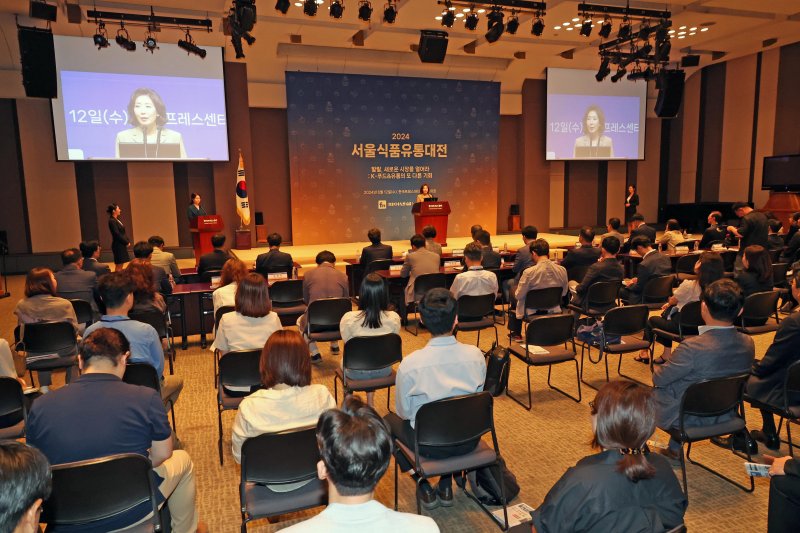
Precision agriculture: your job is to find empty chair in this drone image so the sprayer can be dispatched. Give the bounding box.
[507,313,581,410]
[217,349,262,465]
[269,279,307,327]
[405,273,447,335]
[0,377,26,439]
[737,291,781,336]
[212,305,236,384]
[455,294,498,346]
[334,334,402,410]
[239,426,325,532]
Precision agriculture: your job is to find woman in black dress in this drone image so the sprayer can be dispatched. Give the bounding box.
[107,203,130,271]
[625,184,639,233]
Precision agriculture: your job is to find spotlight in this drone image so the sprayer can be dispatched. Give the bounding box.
[275,0,291,14]
[628,66,654,81]
[638,21,650,40]
[579,18,592,37]
[505,11,519,35]
[598,16,612,38]
[243,32,256,45]
[143,28,158,54]
[93,21,109,49]
[383,1,397,23]
[230,0,257,58]
[178,32,207,58]
[655,39,671,63]
[357,0,372,21]
[531,12,544,36]
[329,0,344,18]
[637,42,653,58]
[595,57,611,81]
[618,18,630,40]
[303,0,318,16]
[465,11,479,30]
[486,7,503,30]
[115,26,136,51]
[441,9,455,28]
[610,66,627,83]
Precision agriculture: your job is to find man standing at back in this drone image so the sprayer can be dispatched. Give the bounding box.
[359,228,393,267]
[255,232,294,277]
[400,234,441,320]
[298,250,349,362]
[385,289,486,510]
[728,201,769,274]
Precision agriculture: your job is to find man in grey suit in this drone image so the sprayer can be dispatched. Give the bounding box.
[653,279,755,459]
[55,247,98,316]
[422,225,442,256]
[297,250,350,362]
[619,236,671,304]
[359,228,394,267]
[80,240,111,277]
[400,234,441,319]
[148,236,182,283]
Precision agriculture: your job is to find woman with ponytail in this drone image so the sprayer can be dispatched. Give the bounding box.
[530,381,687,532]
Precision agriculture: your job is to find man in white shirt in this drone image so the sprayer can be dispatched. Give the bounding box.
[450,242,499,300]
[384,288,486,510]
[509,239,569,342]
[283,397,438,532]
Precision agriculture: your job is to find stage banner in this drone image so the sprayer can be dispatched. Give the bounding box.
[286,72,499,245]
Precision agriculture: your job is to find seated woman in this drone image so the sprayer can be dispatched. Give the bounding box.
[658,219,684,251]
[13,268,80,392]
[213,258,248,317]
[339,274,402,406]
[636,252,724,364]
[126,260,167,314]
[531,381,686,532]
[231,329,335,469]
[735,245,774,299]
[212,272,282,355]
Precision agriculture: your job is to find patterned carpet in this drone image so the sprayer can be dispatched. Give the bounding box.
[0,273,781,533]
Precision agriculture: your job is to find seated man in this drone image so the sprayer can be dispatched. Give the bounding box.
[148,235,182,283]
[85,272,183,408]
[781,218,800,263]
[653,279,755,459]
[54,247,98,315]
[255,232,294,277]
[27,328,204,533]
[509,239,568,342]
[602,217,624,243]
[470,224,483,242]
[132,241,173,295]
[283,397,438,532]
[476,230,502,269]
[698,211,727,250]
[80,240,111,276]
[400,234,441,317]
[746,270,800,450]
[385,289,486,509]
[561,226,601,275]
[618,236,671,305]
[198,233,230,279]
[622,214,656,253]
[503,225,537,304]
[297,250,350,362]
[450,242,498,301]
[359,228,393,267]
[570,235,623,309]
[422,225,442,256]
[765,455,800,533]
[0,441,51,533]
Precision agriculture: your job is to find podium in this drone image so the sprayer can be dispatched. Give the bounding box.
[412,201,450,245]
[190,215,224,266]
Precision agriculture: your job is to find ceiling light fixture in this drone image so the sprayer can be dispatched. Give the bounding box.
[329,0,344,18]
[275,0,290,14]
[580,16,592,37]
[595,57,611,81]
[143,27,158,53]
[598,16,611,38]
[485,7,505,43]
[617,17,630,40]
[610,66,627,82]
[115,24,136,51]
[93,21,109,49]
[382,0,397,23]
[464,10,479,30]
[303,0,318,16]
[506,10,519,35]
[357,0,372,20]
[178,30,207,58]
[531,12,544,36]
[441,0,455,27]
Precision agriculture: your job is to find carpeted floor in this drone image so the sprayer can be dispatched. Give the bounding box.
[0,273,782,532]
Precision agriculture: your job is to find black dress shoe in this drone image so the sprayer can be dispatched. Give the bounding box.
[711,434,758,455]
[417,482,440,510]
[437,484,454,507]
[751,429,780,451]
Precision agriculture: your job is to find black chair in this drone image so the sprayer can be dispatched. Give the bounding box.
[579,305,651,389]
[675,254,698,282]
[15,321,78,388]
[392,392,509,530]
[567,280,620,319]
[721,250,737,273]
[667,373,755,498]
[640,275,674,309]
[650,300,704,372]
[41,453,163,532]
[455,294,498,346]
[240,426,326,532]
[212,305,236,386]
[405,273,448,335]
[772,262,791,300]
[70,299,95,328]
[676,240,697,250]
[365,258,395,275]
[306,298,352,346]
[270,279,307,327]
[217,349,262,465]
[520,287,564,337]
[256,263,294,279]
[746,360,800,457]
[129,309,175,376]
[567,265,589,283]
[200,269,223,283]
[333,334,402,411]
[487,269,507,325]
[507,314,581,410]
[769,248,783,264]
[124,362,176,434]
[0,377,26,439]
[737,291,781,337]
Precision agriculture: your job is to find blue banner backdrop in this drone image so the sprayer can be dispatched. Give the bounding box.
[286,72,500,245]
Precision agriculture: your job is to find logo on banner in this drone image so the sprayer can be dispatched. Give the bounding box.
[378,200,387,210]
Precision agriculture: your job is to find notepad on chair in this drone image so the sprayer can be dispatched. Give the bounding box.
[519,344,549,355]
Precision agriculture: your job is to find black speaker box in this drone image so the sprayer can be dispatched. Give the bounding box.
[18,26,57,99]
[418,30,448,64]
[254,212,264,226]
[29,1,57,21]
[509,204,520,216]
[655,69,685,119]
[680,55,701,68]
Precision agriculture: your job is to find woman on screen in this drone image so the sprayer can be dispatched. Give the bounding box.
[415,183,433,203]
[115,88,187,159]
[573,105,614,158]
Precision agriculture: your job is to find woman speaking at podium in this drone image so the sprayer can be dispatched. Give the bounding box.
[415,183,433,203]
[187,192,207,221]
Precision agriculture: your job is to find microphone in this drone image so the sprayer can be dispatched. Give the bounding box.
[142,125,148,157]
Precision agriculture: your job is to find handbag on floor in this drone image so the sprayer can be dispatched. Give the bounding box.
[467,457,520,506]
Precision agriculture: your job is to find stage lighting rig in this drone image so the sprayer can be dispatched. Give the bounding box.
[358,0,372,21]
[275,0,290,14]
[465,11,478,30]
[93,21,109,49]
[617,17,630,40]
[531,12,544,36]
[610,65,626,82]
[330,0,344,18]
[506,10,519,34]
[579,16,592,36]
[115,25,136,51]
[178,31,207,58]
[485,6,504,42]
[383,1,397,23]
[595,57,610,81]
[143,27,158,53]
[229,0,257,58]
[598,16,611,38]
[303,0,318,15]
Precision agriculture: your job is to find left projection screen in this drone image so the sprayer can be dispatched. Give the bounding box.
[51,35,229,161]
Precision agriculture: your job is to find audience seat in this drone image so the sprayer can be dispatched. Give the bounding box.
[334,334,402,411]
[305,298,352,346]
[455,294,498,346]
[745,359,800,457]
[737,291,781,337]
[129,308,176,376]
[15,321,78,389]
[567,280,620,320]
[212,305,236,386]
[405,273,447,336]
[269,279,306,327]
[124,362,177,435]
[69,299,94,328]
[217,349,262,465]
[0,376,26,439]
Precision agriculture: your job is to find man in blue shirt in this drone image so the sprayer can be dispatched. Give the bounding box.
[27,328,204,533]
[85,272,183,407]
[384,288,486,510]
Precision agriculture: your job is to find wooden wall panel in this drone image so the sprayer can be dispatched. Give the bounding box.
[719,55,756,202]
[250,108,292,241]
[128,163,179,246]
[0,100,30,254]
[679,72,701,203]
[606,161,626,225]
[519,79,550,231]
[637,118,661,223]
[698,63,726,202]
[774,41,800,155]
[566,161,598,228]
[753,49,780,210]
[549,161,565,229]
[497,115,521,232]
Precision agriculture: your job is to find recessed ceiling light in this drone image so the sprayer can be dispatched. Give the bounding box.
[563,21,571,26]
[678,35,685,39]
[701,27,709,32]
[690,27,697,31]
[689,32,696,35]
[294,2,302,5]
[679,25,686,30]
[455,12,464,17]
[572,17,579,22]
[596,19,603,24]
[476,8,485,13]
[566,26,573,30]
[554,25,561,30]
[668,29,675,34]
[435,16,442,20]
[462,7,469,11]
[678,31,686,35]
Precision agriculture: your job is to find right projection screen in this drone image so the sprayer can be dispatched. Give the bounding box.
[546,68,647,161]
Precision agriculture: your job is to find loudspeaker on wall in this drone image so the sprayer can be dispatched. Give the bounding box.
[654,69,685,119]
[418,30,448,64]
[17,26,57,99]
